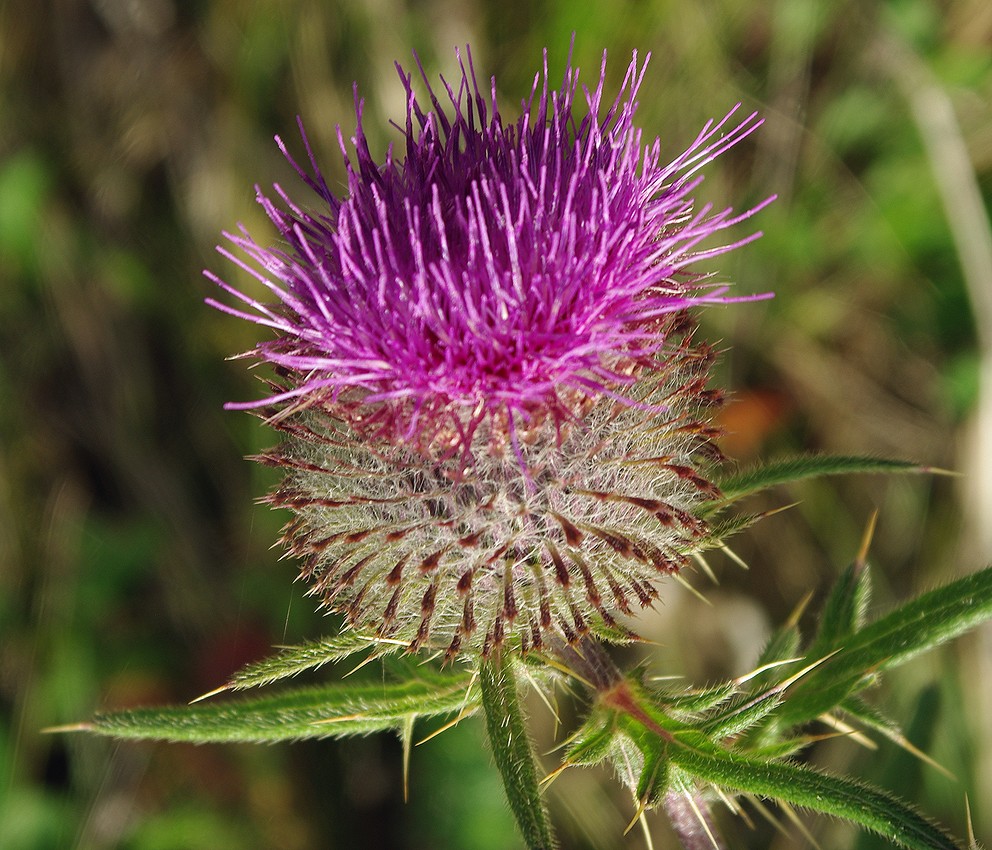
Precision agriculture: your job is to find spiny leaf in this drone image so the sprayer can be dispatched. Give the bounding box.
[702,656,831,740]
[807,560,873,661]
[840,695,901,738]
[750,593,811,688]
[221,632,398,692]
[808,514,876,660]
[743,734,825,761]
[778,566,992,729]
[480,655,558,850]
[712,455,928,505]
[635,741,668,808]
[755,624,802,674]
[659,682,737,715]
[598,708,671,810]
[841,692,954,782]
[701,689,785,740]
[694,510,767,544]
[83,674,475,744]
[565,710,618,767]
[662,732,962,850]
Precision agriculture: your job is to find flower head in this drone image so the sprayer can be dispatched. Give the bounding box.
[208,47,771,659]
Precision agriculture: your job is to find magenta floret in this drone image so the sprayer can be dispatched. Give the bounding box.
[207,48,771,453]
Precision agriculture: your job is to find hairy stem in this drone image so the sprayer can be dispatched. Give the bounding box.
[479,653,558,850]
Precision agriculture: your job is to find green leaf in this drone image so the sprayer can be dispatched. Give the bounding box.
[712,455,927,504]
[807,559,873,660]
[700,687,785,740]
[693,510,766,544]
[840,693,954,782]
[755,622,802,672]
[480,655,558,850]
[599,708,672,807]
[840,695,902,738]
[223,632,397,691]
[83,672,475,743]
[750,594,809,688]
[743,734,822,761]
[634,739,669,807]
[660,683,736,715]
[664,735,961,850]
[779,566,992,729]
[564,710,618,767]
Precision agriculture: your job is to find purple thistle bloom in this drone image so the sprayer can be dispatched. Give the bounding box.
[208,47,772,658]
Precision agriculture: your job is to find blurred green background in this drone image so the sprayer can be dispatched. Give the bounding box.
[3,0,992,847]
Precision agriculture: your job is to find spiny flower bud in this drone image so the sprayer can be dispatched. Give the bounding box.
[207,46,772,660]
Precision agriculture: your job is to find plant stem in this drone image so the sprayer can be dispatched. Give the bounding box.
[479,652,558,850]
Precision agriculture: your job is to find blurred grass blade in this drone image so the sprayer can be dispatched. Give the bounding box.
[713,455,927,503]
[480,655,558,850]
[221,632,396,692]
[779,567,992,728]
[666,735,961,850]
[83,673,476,743]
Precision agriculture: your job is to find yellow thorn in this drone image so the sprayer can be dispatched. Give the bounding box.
[189,684,230,704]
[921,465,961,478]
[684,791,721,850]
[636,809,655,850]
[778,800,823,850]
[817,713,878,751]
[720,544,750,571]
[776,650,839,690]
[40,722,93,734]
[692,552,719,584]
[623,797,648,836]
[761,501,801,518]
[671,572,712,606]
[895,737,955,782]
[532,652,595,690]
[733,657,804,686]
[539,762,570,788]
[746,795,792,840]
[458,670,480,718]
[400,715,414,803]
[311,713,367,725]
[965,794,978,849]
[415,707,475,746]
[370,636,409,648]
[713,785,748,823]
[785,590,814,629]
[856,509,879,566]
[870,724,957,781]
[344,652,382,677]
[519,665,560,726]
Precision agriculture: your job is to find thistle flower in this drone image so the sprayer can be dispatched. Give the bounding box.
[207,47,771,660]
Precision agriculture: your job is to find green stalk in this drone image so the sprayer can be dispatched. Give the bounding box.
[479,654,558,850]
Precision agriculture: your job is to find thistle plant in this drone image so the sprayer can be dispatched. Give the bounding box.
[63,45,992,850]
[206,47,770,662]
